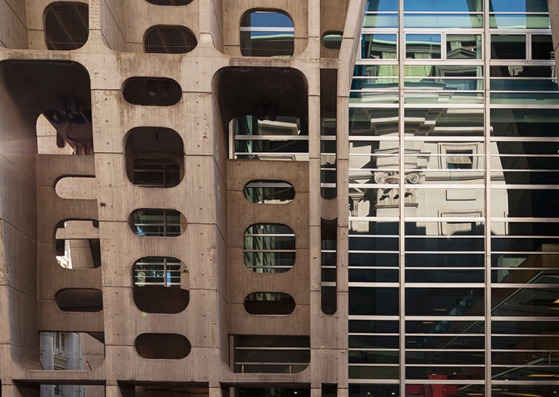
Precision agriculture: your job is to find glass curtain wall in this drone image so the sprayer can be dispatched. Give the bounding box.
[349,0,559,395]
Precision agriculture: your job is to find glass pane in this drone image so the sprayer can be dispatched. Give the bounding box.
[367,0,398,12]
[532,35,554,60]
[405,288,484,316]
[244,224,296,273]
[491,35,526,59]
[489,0,548,12]
[405,14,483,29]
[240,11,294,57]
[363,14,399,28]
[349,288,399,315]
[406,34,441,59]
[361,34,397,59]
[490,14,550,29]
[404,0,482,12]
[492,287,559,316]
[447,34,482,59]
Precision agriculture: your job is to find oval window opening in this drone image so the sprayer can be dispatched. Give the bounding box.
[130,209,185,237]
[240,10,294,57]
[244,292,295,315]
[125,127,184,188]
[135,333,191,359]
[55,220,101,269]
[322,31,343,50]
[244,180,295,204]
[44,2,89,51]
[144,25,197,54]
[122,77,182,106]
[244,224,295,273]
[55,288,103,312]
[133,257,189,314]
[146,0,193,4]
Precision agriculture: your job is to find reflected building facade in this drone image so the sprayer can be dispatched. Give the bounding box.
[348,0,559,396]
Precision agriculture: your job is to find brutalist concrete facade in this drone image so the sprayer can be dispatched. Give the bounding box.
[0,1,363,396]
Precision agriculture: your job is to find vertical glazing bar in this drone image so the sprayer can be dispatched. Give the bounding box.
[483,0,492,394]
[398,0,406,393]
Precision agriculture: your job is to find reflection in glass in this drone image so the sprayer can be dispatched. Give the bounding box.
[489,14,550,29]
[404,14,483,29]
[367,0,398,12]
[491,35,526,59]
[361,34,397,59]
[406,34,441,59]
[404,0,482,12]
[489,0,548,12]
[447,34,482,59]
[350,0,558,387]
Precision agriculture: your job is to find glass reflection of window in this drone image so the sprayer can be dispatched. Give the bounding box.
[446,34,482,59]
[403,0,483,29]
[405,34,441,59]
[404,0,482,12]
[445,150,474,169]
[244,224,295,273]
[489,0,549,29]
[404,66,484,104]
[364,0,398,28]
[361,34,397,59]
[350,65,399,104]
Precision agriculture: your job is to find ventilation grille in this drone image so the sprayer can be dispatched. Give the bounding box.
[122,77,182,106]
[45,2,89,50]
[144,25,197,54]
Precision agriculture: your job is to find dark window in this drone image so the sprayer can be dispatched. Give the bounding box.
[244,293,295,315]
[244,224,295,273]
[44,2,89,50]
[144,25,197,54]
[130,209,184,237]
[240,10,294,57]
[55,288,103,312]
[234,335,310,373]
[135,334,191,359]
[321,219,337,315]
[122,77,182,106]
[125,127,184,187]
[491,35,526,59]
[532,35,553,60]
[145,0,193,4]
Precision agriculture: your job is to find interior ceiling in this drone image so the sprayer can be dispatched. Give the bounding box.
[215,67,308,125]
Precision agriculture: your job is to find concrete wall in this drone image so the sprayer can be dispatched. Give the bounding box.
[0,0,362,395]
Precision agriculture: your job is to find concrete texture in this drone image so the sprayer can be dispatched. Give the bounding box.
[0,0,357,395]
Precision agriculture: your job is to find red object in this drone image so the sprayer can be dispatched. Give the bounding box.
[406,375,458,397]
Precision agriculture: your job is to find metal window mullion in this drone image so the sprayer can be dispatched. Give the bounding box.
[398,0,406,392]
[483,0,492,393]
